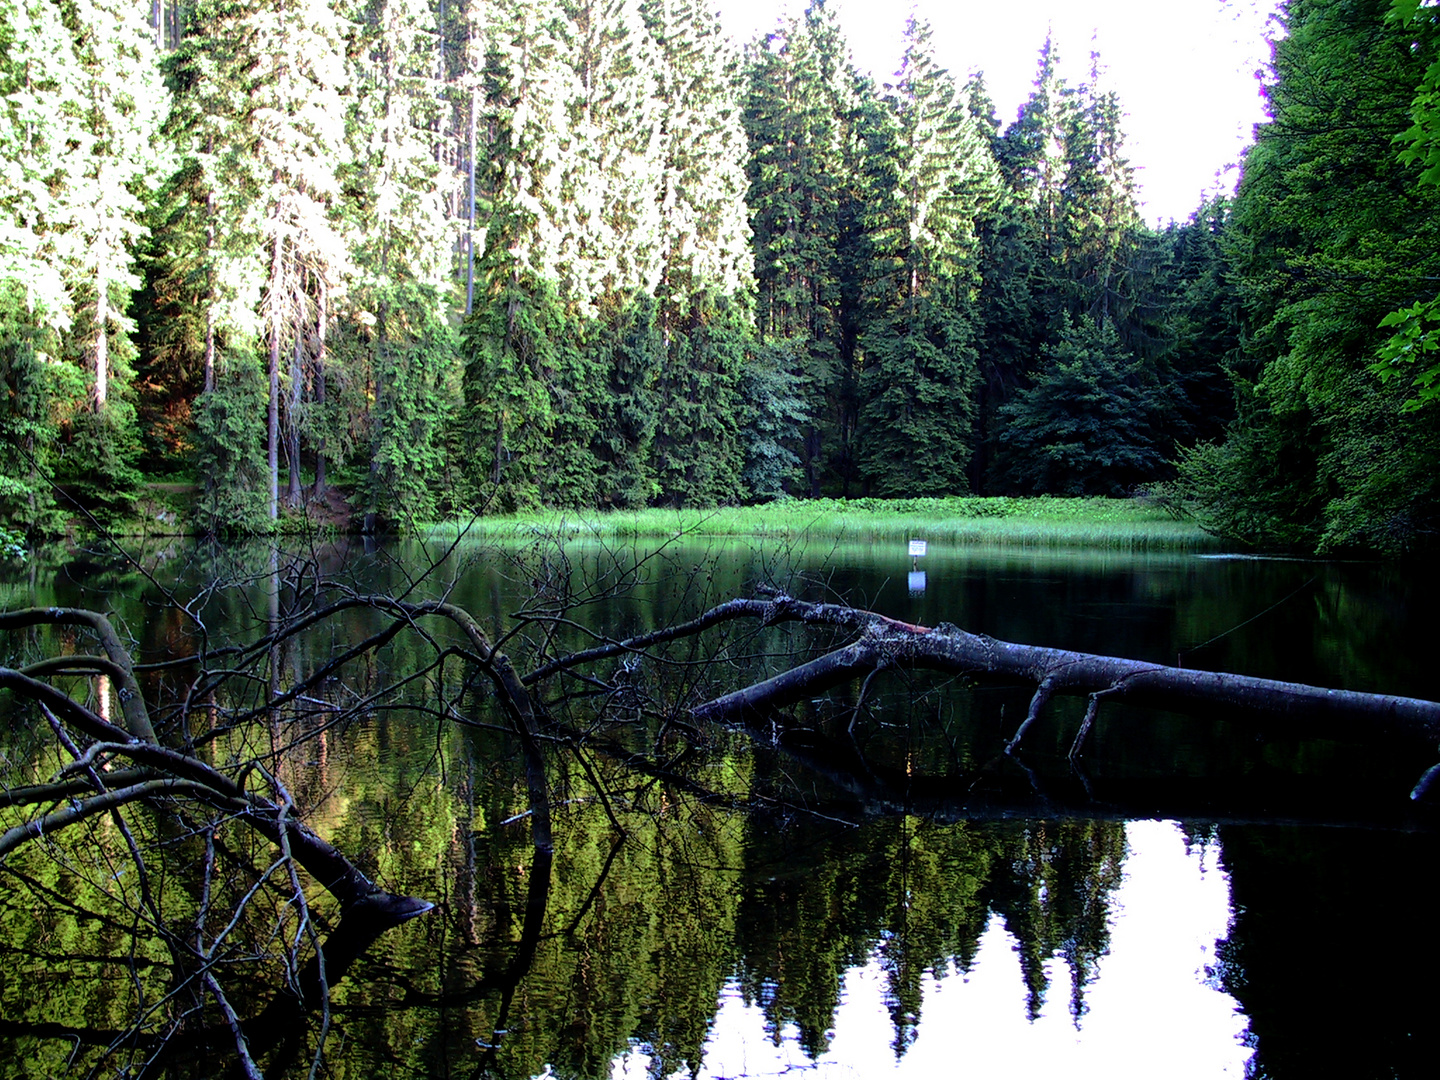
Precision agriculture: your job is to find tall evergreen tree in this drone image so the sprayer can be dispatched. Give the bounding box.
[1058,75,1143,332]
[156,0,270,531]
[56,0,170,519]
[643,0,753,506]
[741,0,863,495]
[2,0,85,532]
[215,0,351,521]
[1179,0,1440,552]
[994,316,1169,495]
[349,0,461,526]
[455,0,598,511]
[854,17,998,496]
[0,0,167,529]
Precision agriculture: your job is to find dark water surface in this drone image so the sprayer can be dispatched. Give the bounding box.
[1,535,1437,1079]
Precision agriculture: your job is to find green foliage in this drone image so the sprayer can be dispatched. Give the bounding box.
[1371,2,1440,411]
[852,18,996,497]
[649,291,748,507]
[995,317,1170,496]
[0,303,61,535]
[348,0,462,526]
[456,277,597,513]
[1187,0,1440,553]
[1375,297,1440,407]
[857,300,979,496]
[192,348,271,534]
[55,403,145,525]
[740,338,810,500]
[589,293,662,509]
[0,0,165,531]
[0,521,23,559]
[1,0,1306,535]
[1153,197,1241,445]
[429,496,1214,551]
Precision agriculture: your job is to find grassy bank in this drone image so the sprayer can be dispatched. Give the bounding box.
[424,496,1217,551]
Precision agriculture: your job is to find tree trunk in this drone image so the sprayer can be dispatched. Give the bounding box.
[687,598,1440,753]
[314,278,327,499]
[286,331,303,507]
[467,87,477,315]
[268,230,283,522]
[204,187,216,395]
[93,264,108,410]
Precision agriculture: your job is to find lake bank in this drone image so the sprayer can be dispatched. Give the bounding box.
[72,490,1219,553]
[419,496,1218,552]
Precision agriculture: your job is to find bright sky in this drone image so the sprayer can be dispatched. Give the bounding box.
[714,0,1281,226]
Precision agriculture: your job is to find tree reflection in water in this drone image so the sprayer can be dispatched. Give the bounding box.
[2,537,1437,1078]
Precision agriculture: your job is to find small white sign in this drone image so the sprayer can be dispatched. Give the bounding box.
[908,539,928,557]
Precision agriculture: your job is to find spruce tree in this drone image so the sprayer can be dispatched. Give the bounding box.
[157,0,273,531]
[643,0,753,506]
[742,0,863,496]
[854,17,998,496]
[456,0,599,511]
[215,0,351,521]
[994,316,1169,496]
[1,0,167,529]
[55,0,170,521]
[589,292,662,507]
[1,0,84,532]
[349,0,461,526]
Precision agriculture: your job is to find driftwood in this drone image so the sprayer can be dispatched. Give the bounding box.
[684,597,1440,778]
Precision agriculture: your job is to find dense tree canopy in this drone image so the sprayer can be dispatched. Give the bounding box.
[1174,0,1440,553]
[1,0,1434,554]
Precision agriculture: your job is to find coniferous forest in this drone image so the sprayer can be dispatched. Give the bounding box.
[1,0,1437,553]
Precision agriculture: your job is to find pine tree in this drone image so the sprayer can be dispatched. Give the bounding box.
[741,0,862,496]
[455,0,598,510]
[999,35,1069,274]
[740,337,809,498]
[1057,67,1144,334]
[349,0,461,526]
[54,0,170,521]
[216,0,352,521]
[1,0,167,529]
[156,0,271,531]
[552,0,665,307]
[1,0,84,531]
[994,316,1169,496]
[643,0,753,506]
[854,17,998,496]
[458,275,574,512]
[589,292,662,507]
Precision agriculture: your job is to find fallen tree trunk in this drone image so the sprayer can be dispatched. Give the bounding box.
[687,597,1440,761]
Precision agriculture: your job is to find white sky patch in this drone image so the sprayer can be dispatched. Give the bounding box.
[713,0,1281,225]
[609,819,1250,1080]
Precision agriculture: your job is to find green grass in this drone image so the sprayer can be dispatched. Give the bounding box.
[422,496,1217,551]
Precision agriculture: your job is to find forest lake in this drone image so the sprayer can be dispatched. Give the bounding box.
[1,532,1436,1079]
